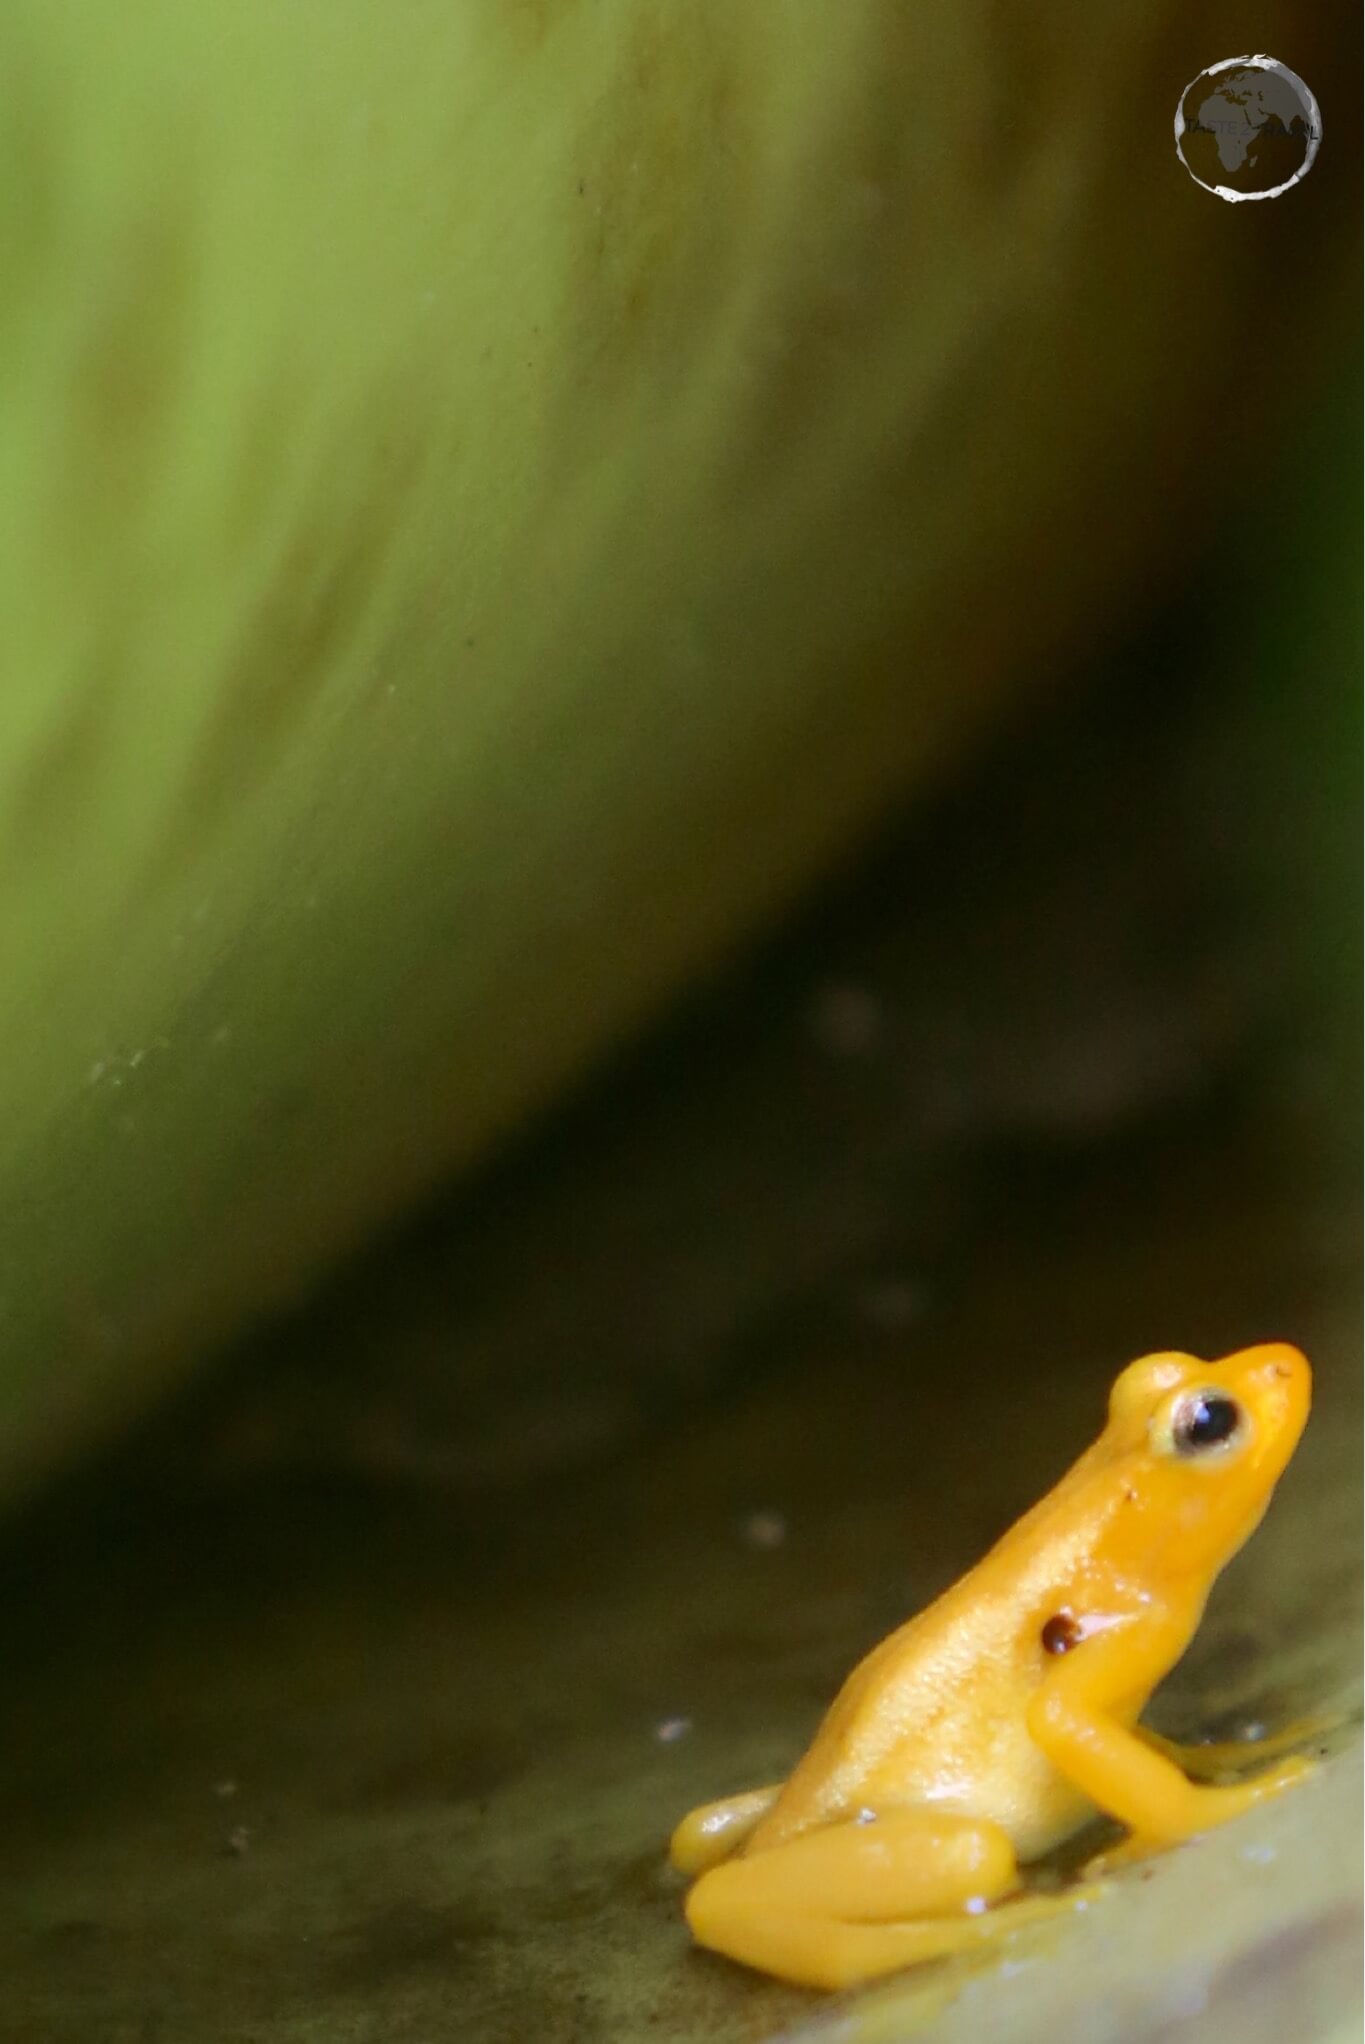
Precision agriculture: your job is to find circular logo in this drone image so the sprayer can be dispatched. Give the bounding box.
[1174,55,1321,202]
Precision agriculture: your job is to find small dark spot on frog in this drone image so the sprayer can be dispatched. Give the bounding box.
[1123,1483,1138,1502]
[1041,1611,1081,1655]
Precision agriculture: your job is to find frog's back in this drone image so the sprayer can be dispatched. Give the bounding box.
[749,1452,1124,1857]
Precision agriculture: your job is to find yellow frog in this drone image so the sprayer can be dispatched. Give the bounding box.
[671,1343,1314,1991]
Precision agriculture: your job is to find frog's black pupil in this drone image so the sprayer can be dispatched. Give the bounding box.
[1179,1393,1240,1450]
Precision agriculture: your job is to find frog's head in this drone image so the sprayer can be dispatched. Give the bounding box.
[1105,1344,1311,1577]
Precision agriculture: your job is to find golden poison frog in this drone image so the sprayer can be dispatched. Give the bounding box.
[671,1344,1313,1991]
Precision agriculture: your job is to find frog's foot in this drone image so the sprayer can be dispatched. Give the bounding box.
[683,1809,1088,1992]
[670,1785,783,1876]
[1083,1753,1316,1879]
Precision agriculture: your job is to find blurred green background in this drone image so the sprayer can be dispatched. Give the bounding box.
[0,4,1359,2040]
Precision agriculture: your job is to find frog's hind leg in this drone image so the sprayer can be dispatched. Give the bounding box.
[690,1877,1085,1992]
[684,1809,1079,1992]
[670,1784,784,1876]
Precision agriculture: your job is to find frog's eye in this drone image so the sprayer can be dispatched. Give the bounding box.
[1172,1390,1243,1455]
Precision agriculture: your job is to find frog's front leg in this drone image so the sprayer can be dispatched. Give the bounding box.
[682,1808,1081,1991]
[670,1784,783,1876]
[1080,1720,1323,1875]
[1029,1622,1314,1866]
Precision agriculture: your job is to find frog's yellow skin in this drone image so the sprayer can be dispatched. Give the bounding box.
[671,1344,1313,1992]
